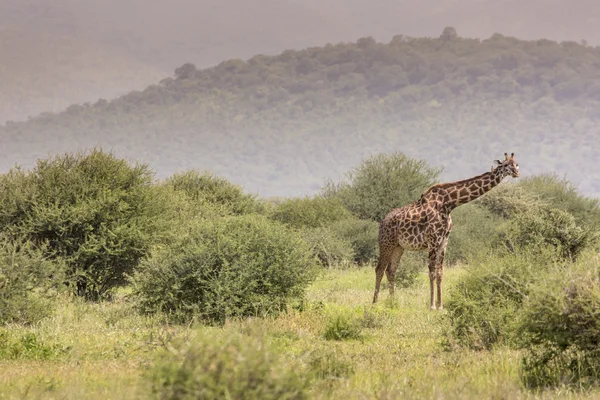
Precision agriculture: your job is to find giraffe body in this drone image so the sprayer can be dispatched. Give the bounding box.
[372,153,520,309]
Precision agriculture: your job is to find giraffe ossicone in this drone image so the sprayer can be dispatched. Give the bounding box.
[372,153,520,309]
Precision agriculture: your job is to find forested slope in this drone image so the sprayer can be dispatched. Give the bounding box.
[2,33,599,197]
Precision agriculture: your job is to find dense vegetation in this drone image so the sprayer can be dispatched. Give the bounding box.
[1,147,600,397]
[1,32,599,197]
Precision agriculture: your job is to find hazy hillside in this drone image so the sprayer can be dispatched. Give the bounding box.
[2,0,600,123]
[1,33,599,198]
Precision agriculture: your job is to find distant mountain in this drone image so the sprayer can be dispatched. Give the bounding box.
[1,33,599,198]
[2,0,600,122]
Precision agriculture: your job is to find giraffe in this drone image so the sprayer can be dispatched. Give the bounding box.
[372,153,520,309]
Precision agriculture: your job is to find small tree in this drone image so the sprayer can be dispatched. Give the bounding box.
[322,152,441,221]
[166,170,264,216]
[131,214,318,323]
[0,149,170,299]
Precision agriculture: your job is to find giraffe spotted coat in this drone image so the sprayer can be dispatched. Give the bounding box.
[373,153,520,309]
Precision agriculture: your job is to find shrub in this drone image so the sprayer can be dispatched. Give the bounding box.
[394,251,427,289]
[323,313,363,341]
[329,219,379,264]
[445,249,558,350]
[517,174,600,227]
[446,203,504,264]
[270,196,353,229]
[0,149,170,299]
[299,227,354,267]
[308,347,354,379]
[500,208,598,261]
[322,152,441,221]
[0,236,63,325]
[131,214,318,324]
[519,258,600,388]
[166,170,264,215]
[147,331,310,399]
[0,331,69,360]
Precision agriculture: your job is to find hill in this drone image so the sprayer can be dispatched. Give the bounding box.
[3,0,600,123]
[1,32,599,197]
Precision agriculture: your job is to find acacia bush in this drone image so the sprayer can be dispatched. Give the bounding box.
[166,170,264,215]
[131,214,318,323]
[299,227,354,268]
[147,331,310,399]
[446,203,503,264]
[270,196,353,229]
[445,249,558,350]
[0,237,63,325]
[519,257,600,388]
[500,208,598,261]
[322,152,441,221]
[0,149,170,300]
[329,219,379,264]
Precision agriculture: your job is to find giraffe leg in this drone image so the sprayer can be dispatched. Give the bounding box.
[436,238,449,310]
[428,248,437,310]
[373,247,391,304]
[385,247,404,297]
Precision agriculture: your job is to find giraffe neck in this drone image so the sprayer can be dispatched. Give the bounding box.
[421,168,506,212]
[444,169,505,210]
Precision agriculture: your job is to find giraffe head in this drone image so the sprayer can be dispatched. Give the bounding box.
[493,152,519,178]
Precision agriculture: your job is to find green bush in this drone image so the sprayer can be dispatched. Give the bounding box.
[475,182,544,219]
[394,251,427,289]
[0,331,69,360]
[446,203,504,264]
[0,237,63,325]
[299,227,354,267]
[323,313,363,341]
[322,152,441,221]
[517,174,600,227]
[270,196,353,229]
[446,249,558,350]
[166,170,264,215]
[519,257,600,388]
[147,331,310,399]
[329,219,379,264]
[0,149,171,299]
[500,208,598,261]
[131,214,318,324]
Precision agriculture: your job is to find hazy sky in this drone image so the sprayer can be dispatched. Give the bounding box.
[2,0,599,123]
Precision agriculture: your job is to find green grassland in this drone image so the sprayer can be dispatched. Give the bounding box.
[1,263,599,400]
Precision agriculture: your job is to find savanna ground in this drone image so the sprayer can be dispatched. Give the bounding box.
[2,263,599,400]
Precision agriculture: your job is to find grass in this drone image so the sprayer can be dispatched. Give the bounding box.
[1,265,600,399]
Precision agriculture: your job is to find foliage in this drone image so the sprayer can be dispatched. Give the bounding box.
[0,237,63,325]
[322,152,441,221]
[394,251,427,289]
[516,174,600,228]
[329,218,380,264]
[445,249,558,350]
[0,331,69,360]
[166,170,264,215]
[131,214,318,324]
[270,196,353,229]
[323,313,363,341]
[446,203,504,264]
[0,149,171,300]
[147,331,310,400]
[500,208,598,261]
[299,227,355,268]
[519,257,600,388]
